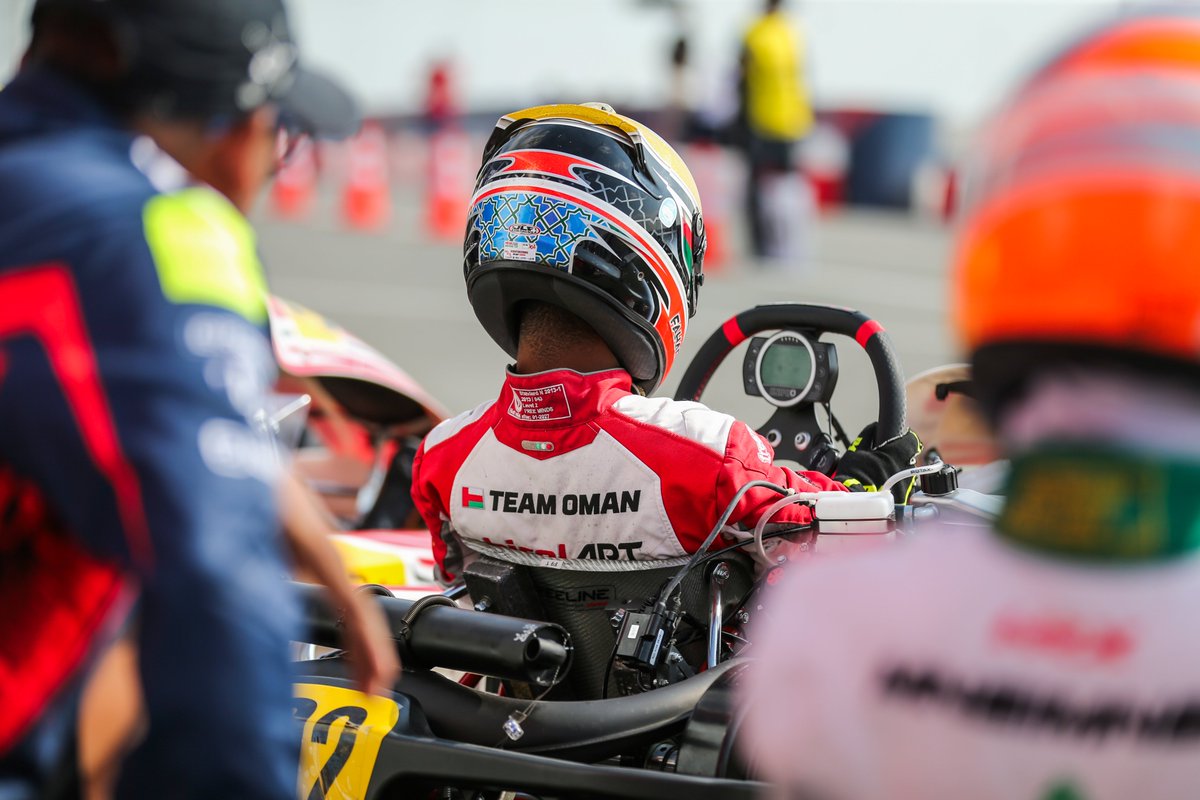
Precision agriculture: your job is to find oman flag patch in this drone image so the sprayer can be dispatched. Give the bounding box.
[462,486,485,509]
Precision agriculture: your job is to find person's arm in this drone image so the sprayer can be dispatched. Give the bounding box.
[279,471,399,695]
[410,438,468,584]
[715,420,920,534]
[712,421,847,535]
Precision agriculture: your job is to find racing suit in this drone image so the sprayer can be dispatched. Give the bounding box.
[0,68,296,799]
[742,442,1200,800]
[411,367,848,580]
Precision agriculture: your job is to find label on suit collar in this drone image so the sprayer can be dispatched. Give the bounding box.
[509,383,571,422]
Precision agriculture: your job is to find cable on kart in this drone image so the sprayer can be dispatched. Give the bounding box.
[653,480,792,615]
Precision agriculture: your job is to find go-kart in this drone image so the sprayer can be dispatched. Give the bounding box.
[292,302,1002,799]
[266,295,449,596]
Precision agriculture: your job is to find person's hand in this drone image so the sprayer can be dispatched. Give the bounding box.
[338,590,400,696]
[834,422,923,503]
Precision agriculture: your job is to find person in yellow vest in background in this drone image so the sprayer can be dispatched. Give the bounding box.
[739,0,814,260]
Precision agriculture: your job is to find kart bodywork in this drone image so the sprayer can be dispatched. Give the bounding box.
[267,295,446,596]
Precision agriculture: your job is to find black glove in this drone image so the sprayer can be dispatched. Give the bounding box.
[834,422,923,503]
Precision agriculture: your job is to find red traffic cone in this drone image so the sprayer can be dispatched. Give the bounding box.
[425,128,472,240]
[341,122,391,231]
[271,137,317,220]
[686,141,730,272]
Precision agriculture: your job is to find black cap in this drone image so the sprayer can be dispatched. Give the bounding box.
[33,0,360,139]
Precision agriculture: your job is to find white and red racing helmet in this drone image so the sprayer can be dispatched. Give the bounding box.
[463,103,706,394]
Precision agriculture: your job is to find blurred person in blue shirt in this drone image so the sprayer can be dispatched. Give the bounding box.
[0,1,373,797]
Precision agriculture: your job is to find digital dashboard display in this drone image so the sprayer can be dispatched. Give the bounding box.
[759,341,813,390]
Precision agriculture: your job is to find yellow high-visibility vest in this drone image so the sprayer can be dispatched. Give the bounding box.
[743,11,814,140]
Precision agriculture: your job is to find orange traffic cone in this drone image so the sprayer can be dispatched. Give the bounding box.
[686,141,730,272]
[341,122,391,231]
[271,137,316,220]
[703,218,727,272]
[425,128,472,240]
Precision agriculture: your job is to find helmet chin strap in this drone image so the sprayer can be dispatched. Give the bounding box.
[999,369,1200,460]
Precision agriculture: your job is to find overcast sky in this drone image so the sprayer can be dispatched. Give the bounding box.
[2,0,1126,126]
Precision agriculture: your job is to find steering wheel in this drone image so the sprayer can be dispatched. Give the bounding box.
[674,303,906,473]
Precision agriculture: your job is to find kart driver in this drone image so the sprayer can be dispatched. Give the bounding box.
[411,103,920,582]
[741,10,1200,799]
[0,1,389,797]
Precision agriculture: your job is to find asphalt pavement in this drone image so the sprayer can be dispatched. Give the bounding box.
[255,186,956,440]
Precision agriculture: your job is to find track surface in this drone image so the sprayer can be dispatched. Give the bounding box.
[256,188,954,438]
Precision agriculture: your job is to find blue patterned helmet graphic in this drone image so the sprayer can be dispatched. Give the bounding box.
[473,191,608,271]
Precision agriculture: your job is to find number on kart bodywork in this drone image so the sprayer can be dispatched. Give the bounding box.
[294,683,400,799]
[308,706,367,800]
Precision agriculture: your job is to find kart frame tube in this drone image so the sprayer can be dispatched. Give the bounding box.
[361,733,775,800]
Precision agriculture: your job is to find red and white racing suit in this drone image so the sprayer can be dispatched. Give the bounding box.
[411,368,846,579]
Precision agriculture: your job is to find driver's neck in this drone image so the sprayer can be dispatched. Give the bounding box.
[514,338,621,376]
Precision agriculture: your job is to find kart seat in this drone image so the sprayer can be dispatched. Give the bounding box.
[463,553,755,700]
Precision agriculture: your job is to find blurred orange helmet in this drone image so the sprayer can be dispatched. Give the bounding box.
[953,9,1200,413]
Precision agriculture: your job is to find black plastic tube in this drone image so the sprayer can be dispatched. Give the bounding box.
[295,582,572,686]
